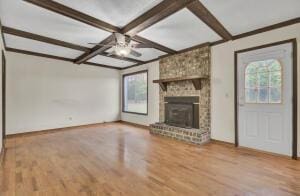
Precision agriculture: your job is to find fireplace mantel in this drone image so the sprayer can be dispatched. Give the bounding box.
[153,75,208,91]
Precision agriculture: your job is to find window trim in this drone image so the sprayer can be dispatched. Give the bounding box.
[244,59,283,104]
[122,70,148,115]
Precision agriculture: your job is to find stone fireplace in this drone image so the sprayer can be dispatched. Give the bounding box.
[150,45,211,145]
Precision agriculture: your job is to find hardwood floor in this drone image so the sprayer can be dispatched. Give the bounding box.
[0,122,299,196]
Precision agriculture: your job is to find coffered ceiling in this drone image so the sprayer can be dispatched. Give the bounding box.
[54,0,164,28]
[1,0,111,47]
[138,8,221,50]
[200,0,300,35]
[4,34,84,59]
[0,0,299,70]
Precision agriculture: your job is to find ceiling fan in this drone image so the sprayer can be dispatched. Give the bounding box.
[89,33,152,57]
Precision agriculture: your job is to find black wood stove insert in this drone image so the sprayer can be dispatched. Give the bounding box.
[164,96,199,129]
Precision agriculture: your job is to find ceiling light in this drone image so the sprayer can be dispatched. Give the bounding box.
[115,45,130,57]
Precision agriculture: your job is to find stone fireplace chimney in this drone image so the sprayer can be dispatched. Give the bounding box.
[150,45,211,145]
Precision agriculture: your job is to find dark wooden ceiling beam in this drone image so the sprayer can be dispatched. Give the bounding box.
[125,41,211,69]
[0,20,7,48]
[6,47,74,62]
[232,17,300,40]
[23,0,119,33]
[187,1,232,40]
[2,26,90,52]
[17,0,300,70]
[57,0,189,64]
[5,47,121,70]
[76,34,175,64]
[3,26,142,64]
[75,42,144,64]
[122,0,197,36]
[123,16,300,70]
[122,57,162,70]
[23,0,183,61]
[132,35,176,54]
[74,35,115,64]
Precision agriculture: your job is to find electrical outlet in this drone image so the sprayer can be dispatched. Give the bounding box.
[69,117,72,121]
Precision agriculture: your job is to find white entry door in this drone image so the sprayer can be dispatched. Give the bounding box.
[237,43,293,156]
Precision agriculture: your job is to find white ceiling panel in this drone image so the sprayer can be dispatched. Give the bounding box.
[54,0,163,28]
[138,8,221,50]
[88,55,134,68]
[200,0,300,35]
[5,34,84,59]
[0,0,110,47]
[128,48,166,61]
[106,46,166,61]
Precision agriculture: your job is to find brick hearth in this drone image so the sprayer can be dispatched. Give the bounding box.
[150,123,210,145]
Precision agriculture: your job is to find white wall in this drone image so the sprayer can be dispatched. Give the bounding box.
[6,52,120,134]
[120,61,159,126]
[210,23,300,156]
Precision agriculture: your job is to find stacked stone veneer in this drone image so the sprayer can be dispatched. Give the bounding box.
[150,46,211,145]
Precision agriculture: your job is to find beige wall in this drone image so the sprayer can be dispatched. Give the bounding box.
[6,52,120,134]
[120,61,160,126]
[210,23,300,156]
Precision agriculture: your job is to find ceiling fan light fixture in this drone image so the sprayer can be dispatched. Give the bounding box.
[114,45,130,57]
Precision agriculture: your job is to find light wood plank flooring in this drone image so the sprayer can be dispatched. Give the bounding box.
[0,122,299,195]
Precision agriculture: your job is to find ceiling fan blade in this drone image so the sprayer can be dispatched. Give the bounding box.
[130,49,142,57]
[88,43,115,46]
[132,43,153,48]
[106,51,117,57]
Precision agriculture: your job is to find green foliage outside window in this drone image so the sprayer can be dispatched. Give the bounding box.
[123,71,148,114]
[245,59,282,103]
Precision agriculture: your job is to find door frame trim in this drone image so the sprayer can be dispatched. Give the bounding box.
[1,50,6,146]
[1,50,5,150]
[234,39,298,159]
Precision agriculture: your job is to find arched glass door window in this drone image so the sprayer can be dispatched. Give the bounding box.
[245,59,282,104]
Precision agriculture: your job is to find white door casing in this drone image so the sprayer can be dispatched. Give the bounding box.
[237,43,293,156]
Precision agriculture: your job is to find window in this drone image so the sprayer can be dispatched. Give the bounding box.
[245,59,282,104]
[123,70,148,115]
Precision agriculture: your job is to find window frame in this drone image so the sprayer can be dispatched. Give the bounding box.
[244,59,283,104]
[122,70,148,115]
